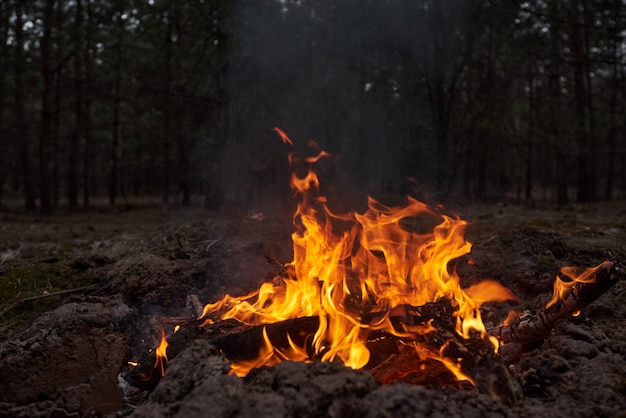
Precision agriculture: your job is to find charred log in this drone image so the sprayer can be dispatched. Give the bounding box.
[370,298,523,404]
[488,260,621,344]
[127,299,522,402]
[126,316,320,391]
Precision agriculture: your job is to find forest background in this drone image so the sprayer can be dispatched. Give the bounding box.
[0,0,624,215]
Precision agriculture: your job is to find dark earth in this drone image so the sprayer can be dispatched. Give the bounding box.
[1,197,625,417]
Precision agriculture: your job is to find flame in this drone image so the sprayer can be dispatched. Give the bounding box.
[547,263,604,309]
[273,126,294,146]
[154,328,169,377]
[229,326,310,377]
[201,129,517,381]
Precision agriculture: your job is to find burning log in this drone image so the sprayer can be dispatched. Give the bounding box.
[127,259,621,400]
[127,315,320,391]
[371,298,524,404]
[488,260,621,344]
[127,298,523,400]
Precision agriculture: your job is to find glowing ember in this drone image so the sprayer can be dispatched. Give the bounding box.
[200,128,518,380]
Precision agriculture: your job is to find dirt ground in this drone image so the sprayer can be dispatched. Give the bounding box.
[1,197,625,417]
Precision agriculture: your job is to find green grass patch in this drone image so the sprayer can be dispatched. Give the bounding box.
[0,260,95,328]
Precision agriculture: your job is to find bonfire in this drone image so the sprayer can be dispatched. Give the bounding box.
[133,129,619,403]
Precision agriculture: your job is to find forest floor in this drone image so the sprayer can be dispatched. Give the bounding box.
[0,197,626,417]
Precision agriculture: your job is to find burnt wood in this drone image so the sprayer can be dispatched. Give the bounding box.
[488,260,621,344]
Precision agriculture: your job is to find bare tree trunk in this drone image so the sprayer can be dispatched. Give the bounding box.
[173,14,191,207]
[581,0,596,200]
[109,17,123,206]
[548,0,568,206]
[525,59,534,202]
[604,0,620,200]
[162,16,172,205]
[570,0,593,202]
[39,0,56,215]
[204,11,229,210]
[52,0,63,208]
[82,0,93,208]
[14,4,36,211]
[68,0,83,209]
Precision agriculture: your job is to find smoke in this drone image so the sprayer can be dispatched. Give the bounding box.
[218,0,474,213]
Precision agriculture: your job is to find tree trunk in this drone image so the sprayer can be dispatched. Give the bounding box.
[68,0,83,209]
[570,0,593,202]
[82,0,93,208]
[52,0,64,208]
[525,59,534,202]
[39,0,56,215]
[604,0,620,200]
[581,0,596,200]
[174,14,191,207]
[109,18,123,206]
[548,0,568,206]
[14,4,36,211]
[162,16,173,205]
[204,13,229,210]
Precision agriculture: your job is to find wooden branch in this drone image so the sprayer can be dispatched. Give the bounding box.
[0,285,99,319]
[488,260,621,344]
[125,315,319,391]
[20,285,97,303]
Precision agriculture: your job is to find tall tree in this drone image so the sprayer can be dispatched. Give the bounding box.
[547,0,569,206]
[109,9,124,206]
[39,0,57,215]
[172,6,190,206]
[14,2,36,210]
[162,10,172,205]
[68,0,84,208]
[52,0,64,207]
[604,0,623,199]
[82,0,94,207]
[570,0,593,202]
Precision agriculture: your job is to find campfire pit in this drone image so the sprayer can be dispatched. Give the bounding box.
[122,131,625,414]
[1,131,625,418]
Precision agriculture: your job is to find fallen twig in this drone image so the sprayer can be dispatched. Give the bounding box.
[20,285,98,303]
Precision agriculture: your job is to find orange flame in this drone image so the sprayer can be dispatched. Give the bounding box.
[228,326,310,377]
[154,328,169,377]
[201,129,517,381]
[273,126,294,146]
[547,263,604,310]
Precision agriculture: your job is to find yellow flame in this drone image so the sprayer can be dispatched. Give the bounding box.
[547,263,603,309]
[154,328,169,377]
[228,326,310,377]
